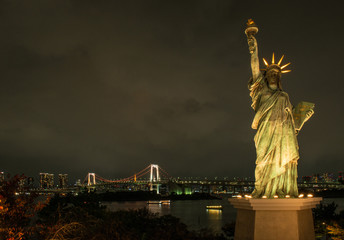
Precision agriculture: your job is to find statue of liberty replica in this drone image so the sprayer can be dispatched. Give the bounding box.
[245,19,314,198]
[228,20,321,240]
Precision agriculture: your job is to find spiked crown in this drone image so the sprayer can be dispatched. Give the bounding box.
[261,53,291,74]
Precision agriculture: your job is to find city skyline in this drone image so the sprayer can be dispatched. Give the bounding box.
[1,168,343,188]
[0,1,343,180]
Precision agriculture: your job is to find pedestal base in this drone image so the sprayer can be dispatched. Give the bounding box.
[229,197,322,240]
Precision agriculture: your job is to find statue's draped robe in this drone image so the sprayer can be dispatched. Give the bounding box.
[249,74,299,198]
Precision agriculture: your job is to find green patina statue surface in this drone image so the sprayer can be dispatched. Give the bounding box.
[245,20,314,198]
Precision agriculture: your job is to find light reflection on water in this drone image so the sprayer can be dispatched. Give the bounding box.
[206,209,222,220]
[206,209,223,232]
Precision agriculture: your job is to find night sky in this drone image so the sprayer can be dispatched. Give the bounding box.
[0,1,343,182]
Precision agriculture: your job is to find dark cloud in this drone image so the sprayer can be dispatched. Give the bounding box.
[0,0,342,182]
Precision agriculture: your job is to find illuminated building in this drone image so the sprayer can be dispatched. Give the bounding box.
[338,171,343,183]
[301,176,312,183]
[47,174,54,188]
[75,179,81,186]
[312,174,319,183]
[18,177,26,190]
[325,173,335,182]
[27,177,34,188]
[39,173,54,189]
[0,172,4,183]
[58,174,68,188]
[312,173,335,183]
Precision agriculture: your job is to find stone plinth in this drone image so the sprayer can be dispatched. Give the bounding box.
[229,197,322,240]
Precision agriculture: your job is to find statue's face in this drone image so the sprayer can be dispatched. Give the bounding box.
[266,69,281,85]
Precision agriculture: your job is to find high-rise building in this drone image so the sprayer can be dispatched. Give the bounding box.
[301,176,312,183]
[310,172,336,183]
[0,172,4,183]
[39,173,54,189]
[75,179,81,186]
[47,174,54,188]
[58,174,68,188]
[312,174,320,183]
[339,171,343,183]
[18,177,26,190]
[27,177,34,188]
[317,173,335,183]
[39,173,48,188]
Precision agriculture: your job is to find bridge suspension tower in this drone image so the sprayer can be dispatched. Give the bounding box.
[87,173,96,186]
[149,164,160,193]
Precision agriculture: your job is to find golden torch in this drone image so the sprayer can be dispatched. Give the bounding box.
[245,19,258,36]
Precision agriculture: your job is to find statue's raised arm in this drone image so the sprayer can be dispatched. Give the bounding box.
[245,19,260,81]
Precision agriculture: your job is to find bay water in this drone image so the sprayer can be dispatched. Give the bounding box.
[103,197,344,233]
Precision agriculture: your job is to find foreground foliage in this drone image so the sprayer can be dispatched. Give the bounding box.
[1,176,229,240]
[0,175,46,240]
[313,201,344,239]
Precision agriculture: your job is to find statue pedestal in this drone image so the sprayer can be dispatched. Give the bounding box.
[229,197,322,240]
